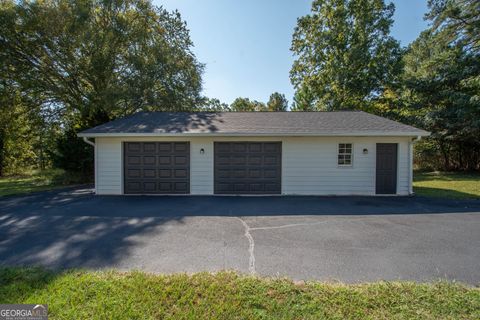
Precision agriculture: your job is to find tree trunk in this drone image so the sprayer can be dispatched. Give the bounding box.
[0,131,4,177]
[439,141,450,171]
[458,147,464,171]
[39,134,45,170]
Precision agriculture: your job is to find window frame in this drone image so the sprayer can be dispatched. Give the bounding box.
[337,143,353,167]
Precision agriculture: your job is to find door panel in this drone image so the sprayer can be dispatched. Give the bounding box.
[124,142,190,194]
[214,142,281,194]
[376,143,398,194]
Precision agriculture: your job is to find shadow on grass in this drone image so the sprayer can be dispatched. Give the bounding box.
[0,267,57,303]
[414,186,480,200]
[0,179,54,191]
[414,173,480,182]
[0,170,90,197]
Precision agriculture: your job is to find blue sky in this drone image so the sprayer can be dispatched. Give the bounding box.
[157,0,429,105]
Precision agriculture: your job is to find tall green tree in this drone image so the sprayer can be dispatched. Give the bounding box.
[267,92,288,111]
[291,86,316,111]
[0,85,38,176]
[290,0,402,111]
[0,0,204,174]
[230,98,255,111]
[0,0,203,128]
[427,0,480,53]
[401,5,480,171]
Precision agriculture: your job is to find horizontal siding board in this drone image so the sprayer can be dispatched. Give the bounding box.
[95,137,122,194]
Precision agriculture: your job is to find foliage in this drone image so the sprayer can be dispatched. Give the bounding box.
[266,92,288,111]
[51,127,94,175]
[0,85,38,176]
[0,0,204,127]
[0,169,88,197]
[290,0,402,111]
[367,0,480,171]
[427,0,480,53]
[34,109,63,171]
[230,94,288,112]
[0,0,203,174]
[230,97,267,111]
[197,98,230,111]
[1,268,479,319]
[413,171,480,199]
[400,5,480,170]
[291,86,316,111]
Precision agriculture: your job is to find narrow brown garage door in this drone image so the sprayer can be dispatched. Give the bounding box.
[214,142,281,194]
[376,143,397,194]
[124,142,190,194]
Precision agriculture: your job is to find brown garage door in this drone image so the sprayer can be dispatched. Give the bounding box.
[124,142,190,194]
[214,142,281,194]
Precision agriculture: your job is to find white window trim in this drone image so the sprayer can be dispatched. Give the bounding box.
[337,143,353,167]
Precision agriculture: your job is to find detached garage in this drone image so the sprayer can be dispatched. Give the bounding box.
[78,111,429,196]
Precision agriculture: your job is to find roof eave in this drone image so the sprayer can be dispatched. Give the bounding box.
[77,131,430,138]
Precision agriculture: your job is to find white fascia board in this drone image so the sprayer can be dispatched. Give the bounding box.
[78,131,430,138]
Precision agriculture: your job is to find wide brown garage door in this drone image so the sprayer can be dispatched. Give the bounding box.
[214,142,281,194]
[124,142,190,194]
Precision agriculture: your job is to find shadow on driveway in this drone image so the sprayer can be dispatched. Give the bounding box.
[0,187,479,274]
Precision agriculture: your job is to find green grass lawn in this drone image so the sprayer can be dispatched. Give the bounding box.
[0,268,478,320]
[413,171,480,199]
[0,169,88,197]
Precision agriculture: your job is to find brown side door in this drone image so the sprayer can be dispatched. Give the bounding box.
[214,142,282,194]
[124,142,190,194]
[376,143,398,194]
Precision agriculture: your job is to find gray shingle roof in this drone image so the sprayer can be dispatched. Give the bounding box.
[78,111,429,137]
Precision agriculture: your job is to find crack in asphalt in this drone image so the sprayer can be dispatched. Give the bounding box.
[233,217,330,275]
[250,221,329,231]
[234,217,256,274]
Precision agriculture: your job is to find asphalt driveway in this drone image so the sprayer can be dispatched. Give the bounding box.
[1,187,479,284]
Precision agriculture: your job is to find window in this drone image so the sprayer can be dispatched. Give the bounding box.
[338,143,353,166]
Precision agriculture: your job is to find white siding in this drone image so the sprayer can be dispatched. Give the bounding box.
[282,137,410,195]
[94,136,411,196]
[190,138,214,195]
[96,137,122,195]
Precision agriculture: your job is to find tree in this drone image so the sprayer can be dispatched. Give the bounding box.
[402,30,480,171]
[267,92,288,111]
[230,98,254,111]
[0,0,204,174]
[230,98,267,111]
[291,86,316,111]
[252,100,268,111]
[0,0,203,127]
[0,33,40,176]
[427,0,480,53]
[290,0,402,111]
[197,98,230,111]
[397,0,480,171]
[0,85,38,176]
